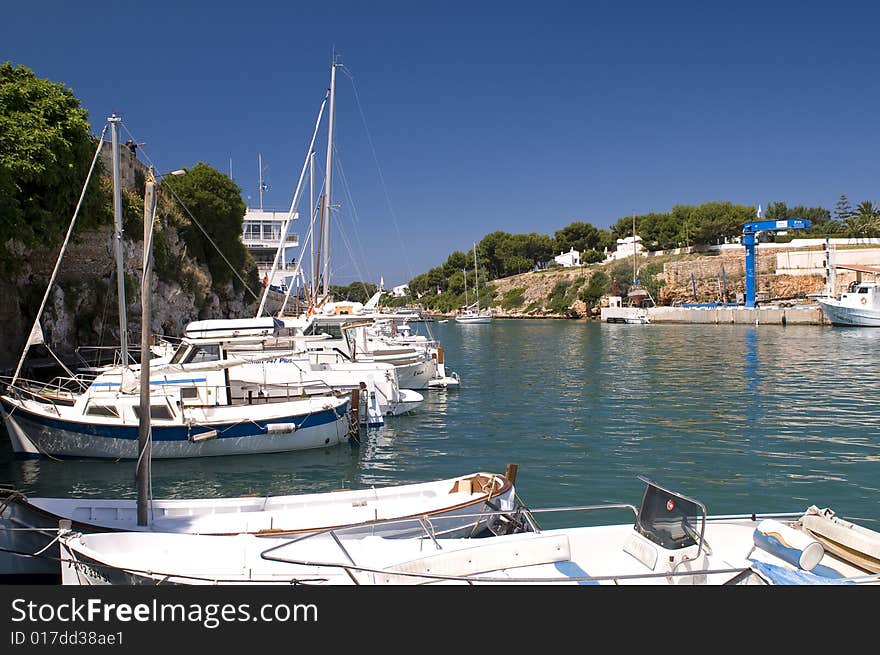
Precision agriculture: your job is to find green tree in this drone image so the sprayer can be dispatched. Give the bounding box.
[328,282,377,304]
[833,194,854,223]
[848,201,880,237]
[580,271,609,307]
[161,162,255,291]
[0,62,110,270]
[553,221,610,254]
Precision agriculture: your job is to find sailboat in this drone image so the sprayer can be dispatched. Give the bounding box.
[234,58,459,389]
[0,114,353,461]
[455,243,493,324]
[624,215,653,324]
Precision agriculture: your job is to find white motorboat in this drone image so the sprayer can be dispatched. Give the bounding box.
[57,476,880,585]
[1,470,521,581]
[178,319,424,424]
[817,280,880,326]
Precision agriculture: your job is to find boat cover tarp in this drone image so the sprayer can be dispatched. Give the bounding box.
[748,559,855,585]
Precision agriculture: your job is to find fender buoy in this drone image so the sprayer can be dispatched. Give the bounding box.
[861,297,867,305]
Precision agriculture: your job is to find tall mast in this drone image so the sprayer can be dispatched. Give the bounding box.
[632,213,636,286]
[474,243,480,312]
[137,172,157,526]
[309,149,315,303]
[108,114,128,368]
[321,59,338,299]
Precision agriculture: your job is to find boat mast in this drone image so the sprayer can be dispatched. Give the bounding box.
[309,149,315,304]
[108,114,129,369]
[463,267,468,307]
[138,171,157,526]
[632,213,637,287]
[321,58,338,300]
[474,243,480,313]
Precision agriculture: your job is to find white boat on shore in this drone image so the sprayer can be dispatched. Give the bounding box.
[56,476,880,585]
[1,470,521,581]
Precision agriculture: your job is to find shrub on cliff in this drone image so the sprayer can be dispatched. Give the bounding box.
[160,162,257,293]
[0,62,110,272]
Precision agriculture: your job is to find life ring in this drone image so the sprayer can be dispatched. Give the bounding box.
[861,297,867,305]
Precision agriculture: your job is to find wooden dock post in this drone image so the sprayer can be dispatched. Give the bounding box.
[505,463,518,484]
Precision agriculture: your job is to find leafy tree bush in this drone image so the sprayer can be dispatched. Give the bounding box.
[160,162,256,292]
[0,62,111,271]
[580,271,609,307]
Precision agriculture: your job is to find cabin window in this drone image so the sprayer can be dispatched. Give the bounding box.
[183,345,220,364]
[180,387,200,400]
[634,484,701,550]
[858,287,869,293]
[132,404,175,420]
[85,404,120,418]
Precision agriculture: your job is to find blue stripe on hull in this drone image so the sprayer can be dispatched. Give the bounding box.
[2,398,352,460]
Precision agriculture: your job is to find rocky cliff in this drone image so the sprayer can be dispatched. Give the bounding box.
[1,222,257,373]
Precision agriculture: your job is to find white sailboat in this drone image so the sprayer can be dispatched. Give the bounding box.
[455,243,493,324]
[242,59,459,389]
[0,114,353,462]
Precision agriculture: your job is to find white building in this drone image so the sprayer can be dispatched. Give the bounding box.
[554,248,581,268]
[605,235,645,262]
[242,208,299,292]
[391,284,409,297]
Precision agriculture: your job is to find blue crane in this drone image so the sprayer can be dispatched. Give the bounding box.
[742,218,811,307]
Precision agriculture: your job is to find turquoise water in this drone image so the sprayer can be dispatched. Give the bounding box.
[2,320,878,530]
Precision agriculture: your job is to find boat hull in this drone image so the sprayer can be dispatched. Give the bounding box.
[2,472,517,580]
[817,298,880,326]
[0,396,351,460]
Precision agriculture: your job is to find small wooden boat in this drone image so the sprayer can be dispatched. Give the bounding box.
[1,470,522,581]
[56,476,880,586]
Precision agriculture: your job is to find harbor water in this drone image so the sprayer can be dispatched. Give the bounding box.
[1,320,878,531]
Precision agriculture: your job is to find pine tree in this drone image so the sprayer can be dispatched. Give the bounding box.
[833,194,854,223]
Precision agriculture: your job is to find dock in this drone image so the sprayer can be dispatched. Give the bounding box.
[602,305,827,325]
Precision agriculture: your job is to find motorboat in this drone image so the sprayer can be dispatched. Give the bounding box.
[817,280,880,326]
[56,476,880,585]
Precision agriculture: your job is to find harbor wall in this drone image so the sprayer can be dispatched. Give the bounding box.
[602,305,827,325]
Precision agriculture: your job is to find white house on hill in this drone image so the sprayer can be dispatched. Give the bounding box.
[605,235,645,262]
[554,248,581,268]
[391,284,409,297]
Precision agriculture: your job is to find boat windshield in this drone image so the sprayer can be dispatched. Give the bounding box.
[634,480,703,550]
[170,344,221,365]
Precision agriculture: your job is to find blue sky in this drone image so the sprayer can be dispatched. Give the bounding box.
[3,1,879,287]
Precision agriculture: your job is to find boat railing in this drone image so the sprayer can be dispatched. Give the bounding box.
[257,502,643,583]
[257,503,810,585]
[0,373,93,399]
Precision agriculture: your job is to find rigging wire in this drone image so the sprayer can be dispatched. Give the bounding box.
[120,124,260,302]
[345,68,437,339]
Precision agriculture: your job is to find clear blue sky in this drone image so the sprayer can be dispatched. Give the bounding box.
[3,1,879,287]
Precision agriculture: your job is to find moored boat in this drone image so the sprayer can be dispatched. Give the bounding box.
[56,476,880,585]
[1,470,521,581]
[817,280,880,326]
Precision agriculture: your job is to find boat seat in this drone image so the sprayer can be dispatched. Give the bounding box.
[375,534,571,584]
